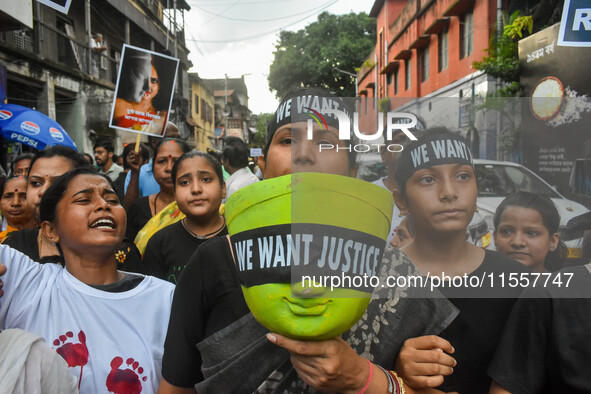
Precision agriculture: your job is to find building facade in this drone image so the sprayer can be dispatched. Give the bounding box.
[188,73,215,152]
[358,0,507,159]
[0,0,192,162]
[206,75,253,147]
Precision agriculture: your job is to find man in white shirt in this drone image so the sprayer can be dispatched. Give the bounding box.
[90,33,107,77]
[221,138,259,202]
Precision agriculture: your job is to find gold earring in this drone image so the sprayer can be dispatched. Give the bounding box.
[398,212,403,217]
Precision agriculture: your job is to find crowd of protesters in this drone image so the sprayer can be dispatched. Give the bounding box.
[0,87,589,394]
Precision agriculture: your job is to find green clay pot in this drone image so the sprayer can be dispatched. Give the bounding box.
[226,173,393,340]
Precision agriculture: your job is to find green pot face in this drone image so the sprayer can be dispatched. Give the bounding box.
[242,283,371,341]
[227,174,394,340]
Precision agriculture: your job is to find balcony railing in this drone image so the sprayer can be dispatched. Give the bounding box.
[0,29,35,53]
[0,21,119,85]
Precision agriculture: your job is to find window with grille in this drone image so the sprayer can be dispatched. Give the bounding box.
[421,46,429,82]
[405,58,411,90]
[460,9,474,59]
[438,27,448,71]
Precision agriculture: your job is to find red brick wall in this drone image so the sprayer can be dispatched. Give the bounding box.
[359,0,500,100]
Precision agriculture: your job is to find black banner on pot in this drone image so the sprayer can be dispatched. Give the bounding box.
[230,223,386,293]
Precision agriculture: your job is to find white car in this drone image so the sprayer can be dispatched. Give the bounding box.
[474,159,590,259]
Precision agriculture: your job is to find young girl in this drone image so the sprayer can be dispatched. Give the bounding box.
[158,89,457,394]
[488,195,589,393]
[141,151,227,283]
[0,168,174,393]
[392,130,529,393]
[493,191,566,273]
[0,176,37,241]
[126,138,191,241]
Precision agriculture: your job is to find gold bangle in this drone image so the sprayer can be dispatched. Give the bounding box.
[393,372,406,394]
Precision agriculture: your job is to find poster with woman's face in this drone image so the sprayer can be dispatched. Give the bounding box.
[37,0,73,14]
[109,45,179,137]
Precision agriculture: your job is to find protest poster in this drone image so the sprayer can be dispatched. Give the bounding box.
[36,0,73,14]
[110,45,179,137]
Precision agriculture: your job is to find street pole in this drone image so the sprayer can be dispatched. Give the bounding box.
[374,53,378,128]
[85,0,91,73]
[224,74,229,147]
[173,0,178,58]
[334,67,358,97]
[496,0,503,161]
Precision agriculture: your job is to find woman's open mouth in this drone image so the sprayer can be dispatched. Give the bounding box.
[89,217,117,231]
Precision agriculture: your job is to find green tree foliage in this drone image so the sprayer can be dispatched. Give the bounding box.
[268,11,376,98]
[473,11,533,94]
[472,11,532,155]
[251,113,273,148]
[504,13,533,39]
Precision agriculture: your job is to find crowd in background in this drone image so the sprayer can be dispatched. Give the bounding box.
[0,87,588,394]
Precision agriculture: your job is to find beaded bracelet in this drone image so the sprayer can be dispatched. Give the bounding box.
[358,359,374,394]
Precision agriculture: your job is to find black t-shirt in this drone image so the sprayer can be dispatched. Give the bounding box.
[113,170,127,202]
[3,227,42,261]
[162,236,249,387]
[488,264,591,394]
[90,273,144,292]
[3,227,64,264]
[126,196,152,241]
[141,221,228,283]
[436,250,530,394]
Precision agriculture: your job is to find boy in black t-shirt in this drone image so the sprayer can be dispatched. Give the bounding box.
[159,90,458,393]
[391,131,528,393]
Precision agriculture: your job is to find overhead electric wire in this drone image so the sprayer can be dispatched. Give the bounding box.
[90,2,127,43]
[187,0,292,5]
[190,0,335,22]
[201,0,242,26]
[187,0,337,43]
[185,23,210,59]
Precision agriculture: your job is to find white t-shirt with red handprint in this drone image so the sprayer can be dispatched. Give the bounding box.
[0,245,174,394]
